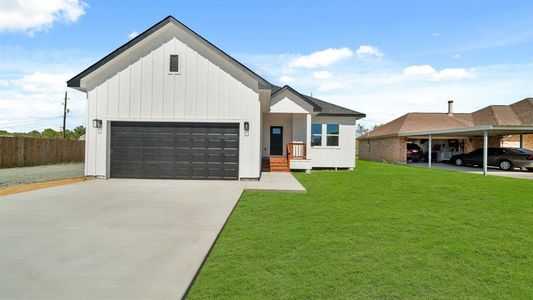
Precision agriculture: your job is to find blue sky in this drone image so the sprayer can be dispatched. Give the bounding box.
[1,0,533,131]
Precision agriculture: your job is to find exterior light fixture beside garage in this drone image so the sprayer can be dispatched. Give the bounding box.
[244,121,250,136]
[92,119,102,129]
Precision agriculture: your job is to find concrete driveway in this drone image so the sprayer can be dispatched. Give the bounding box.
[410,162,533,180]
[0,179,245,299]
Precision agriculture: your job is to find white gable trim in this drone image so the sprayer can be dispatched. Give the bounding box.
[79,22,262,92]
[270,89,314,114]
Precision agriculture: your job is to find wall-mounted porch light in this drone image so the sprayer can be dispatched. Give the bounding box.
[92,119,102,129]
[244,121,250,136]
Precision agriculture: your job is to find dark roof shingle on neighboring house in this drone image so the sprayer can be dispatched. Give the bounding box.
[359,98,533,140]
[271,85,366,117]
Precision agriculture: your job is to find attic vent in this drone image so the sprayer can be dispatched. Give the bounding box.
[169,55,179,72]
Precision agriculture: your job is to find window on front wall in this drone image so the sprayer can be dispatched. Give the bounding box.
[311,123,322,147]
[326,124,339,146]
[169,54,179,72]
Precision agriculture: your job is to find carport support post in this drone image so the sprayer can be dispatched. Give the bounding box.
[483,130,488,176]
[428,135,432,168]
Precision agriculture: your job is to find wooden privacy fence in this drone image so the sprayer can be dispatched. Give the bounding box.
[0,137,85,168]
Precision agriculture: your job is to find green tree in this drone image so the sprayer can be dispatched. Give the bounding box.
[41,128,59,139]
[356,123,370,137]
[72,125,85,139]
[27,130,41,137]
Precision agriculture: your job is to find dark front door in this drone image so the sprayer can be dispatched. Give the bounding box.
[110,122,239,180]
[270,126,283,155]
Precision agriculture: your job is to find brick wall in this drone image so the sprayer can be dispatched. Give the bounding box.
[358,137,406,164]
[499,134,533,149]
[464,136,501,153]
[358,134,533,165]
[465,134,533,152]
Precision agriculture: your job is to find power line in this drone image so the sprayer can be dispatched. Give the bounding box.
[0,115,63,129]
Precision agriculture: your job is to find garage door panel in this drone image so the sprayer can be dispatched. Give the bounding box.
[191,166,207,178]
[223,126,239,135]
[192,138,207,149]
[175,138,190,148]
[207,127,223,135]
[191,127,207,135]
[191,152,207,162]
[175,152,190,162]
[207,153,223,162]
[224,140,238,150]
[111,122,239,180]
[224,153,238,163]
[207,139,222,149]
[223,168,238,178]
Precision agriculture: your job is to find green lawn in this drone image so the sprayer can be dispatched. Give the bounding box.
[187,161,533,299]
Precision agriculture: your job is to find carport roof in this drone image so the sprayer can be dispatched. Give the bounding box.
[359,98,533,140]
[399,125,533,137]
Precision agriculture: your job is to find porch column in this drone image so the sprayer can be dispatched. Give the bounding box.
[520,134,524,148]
[306,113,311,159]
[428,135,432,168]
[483,130,488,176]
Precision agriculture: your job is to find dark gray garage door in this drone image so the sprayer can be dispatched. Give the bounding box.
[110,122,239,180]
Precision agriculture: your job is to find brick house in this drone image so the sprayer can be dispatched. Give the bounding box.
[358,98,533,164]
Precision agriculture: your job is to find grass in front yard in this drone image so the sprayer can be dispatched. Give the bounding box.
[187,161,533,299]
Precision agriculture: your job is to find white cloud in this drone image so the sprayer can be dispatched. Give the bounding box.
[312,71,333,79]
[433,68,474,80]
[403,65,437,76]
[13,72,71,93]
[403,64,474,81]
[288,47,353,68]
[128,31,139,39]
[0,72,85,132]
[279,75,295,84]
[453,54,461,58]
[0,0,87,34]
[232,51,533,129]
[356,45,384,58]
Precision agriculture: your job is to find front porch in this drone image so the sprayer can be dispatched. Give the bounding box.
[262,112,311,172]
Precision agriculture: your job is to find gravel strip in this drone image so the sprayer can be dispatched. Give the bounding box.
[0,163,85,187]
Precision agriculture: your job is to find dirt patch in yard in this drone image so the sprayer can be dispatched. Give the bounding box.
[0,177,91,196]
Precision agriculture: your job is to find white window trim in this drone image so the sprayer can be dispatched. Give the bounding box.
[168,54,181,75]
[311,123,323,147]
[326,123,340,147]
[311,123,341,148]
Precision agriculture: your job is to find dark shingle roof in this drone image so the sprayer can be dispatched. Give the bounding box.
[271,85,365,117]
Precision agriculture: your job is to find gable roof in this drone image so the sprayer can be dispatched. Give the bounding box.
[360,98,533,139]
[67,16,271,90]
[67,16,365,119]
[271,85,366,117]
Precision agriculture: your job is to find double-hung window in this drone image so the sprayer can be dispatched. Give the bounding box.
[326,124,339,146]
[311,123,322,147]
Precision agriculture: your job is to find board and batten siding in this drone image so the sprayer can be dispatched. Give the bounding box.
[309,116,357,168]
[85,36,261,178]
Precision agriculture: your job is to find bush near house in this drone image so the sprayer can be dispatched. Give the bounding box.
[188,161,533,299]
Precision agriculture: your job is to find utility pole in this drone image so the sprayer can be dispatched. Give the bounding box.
[62,91,68,139]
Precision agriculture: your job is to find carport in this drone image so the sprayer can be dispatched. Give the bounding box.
[401,125,533,176]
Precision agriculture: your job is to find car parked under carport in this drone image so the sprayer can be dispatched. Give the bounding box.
[451,147,533,171]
